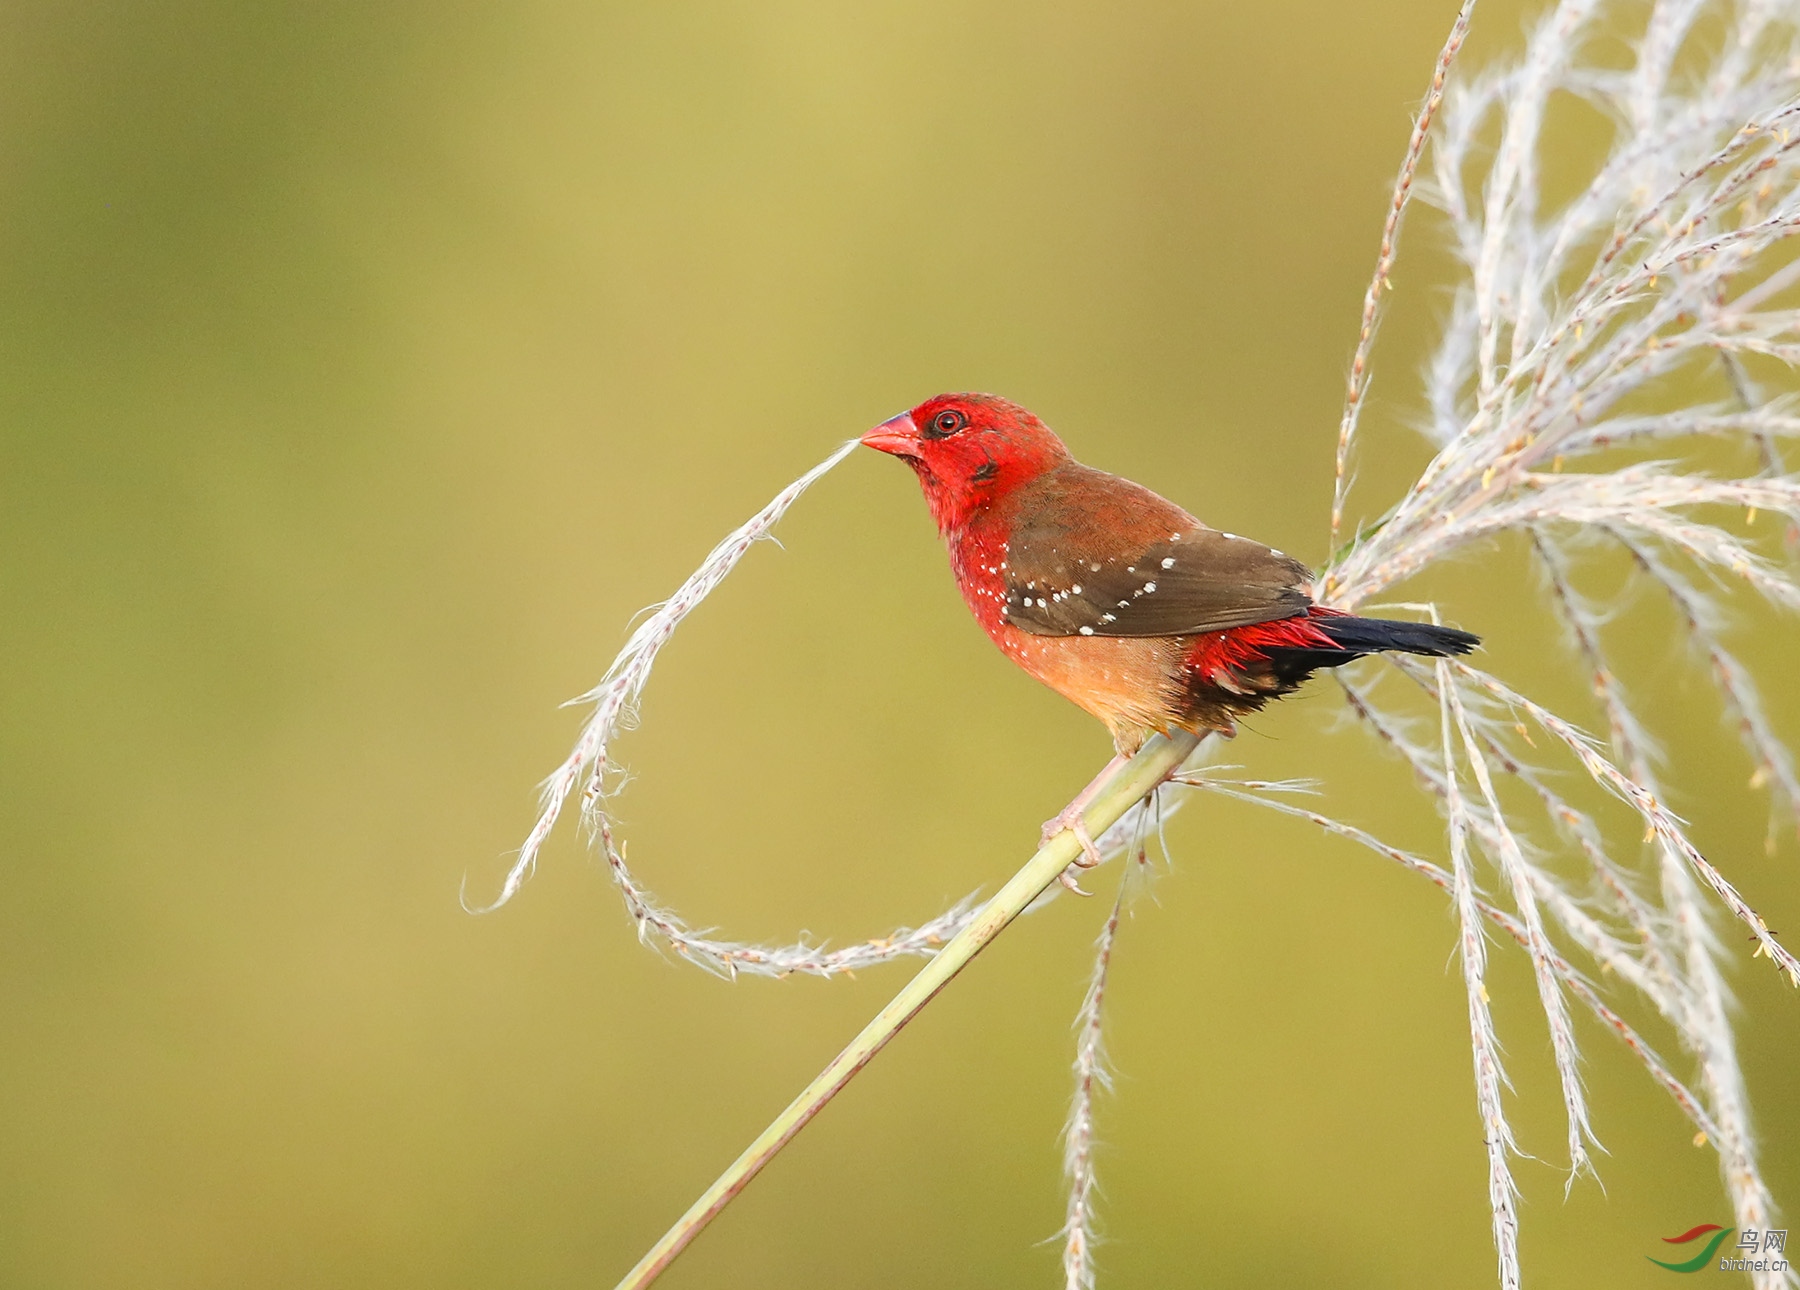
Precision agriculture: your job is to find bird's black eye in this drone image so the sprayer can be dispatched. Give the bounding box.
[925,408,968,439]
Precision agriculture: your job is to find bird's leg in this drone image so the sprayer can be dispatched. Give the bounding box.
[1041,751,1132,895]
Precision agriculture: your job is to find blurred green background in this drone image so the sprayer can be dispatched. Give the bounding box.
[2,1,1795,1286]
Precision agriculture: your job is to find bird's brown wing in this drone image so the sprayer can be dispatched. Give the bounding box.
[998,467,1314,638]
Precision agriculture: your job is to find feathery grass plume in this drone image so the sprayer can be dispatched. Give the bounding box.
[1072,0,1800,1281]
[1305,0,1800,1283]
[505,1,1800,1285]
[1059,871,1126,1290]
[1057,798,1185,1290]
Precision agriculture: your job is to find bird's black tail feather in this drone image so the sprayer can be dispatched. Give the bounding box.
[1314,615,1481,658]
[1260,615,1479,688]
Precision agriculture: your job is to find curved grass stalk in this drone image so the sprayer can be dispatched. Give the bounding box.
[1445,676,1597,1188]
[1443,658,1798,981]
[1183,775,1726,1149]
[1330,0,1478,550]
[1435,662,1523,1290]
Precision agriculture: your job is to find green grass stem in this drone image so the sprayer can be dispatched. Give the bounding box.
[613,730,1202,1288]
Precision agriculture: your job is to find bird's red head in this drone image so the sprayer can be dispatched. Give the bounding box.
[861,393,1070,532]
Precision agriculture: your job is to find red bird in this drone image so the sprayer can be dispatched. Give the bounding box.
[863,392,1478,879]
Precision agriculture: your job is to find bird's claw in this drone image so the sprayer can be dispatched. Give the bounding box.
[1058,869,1093,896]
[1043,808,1105,897]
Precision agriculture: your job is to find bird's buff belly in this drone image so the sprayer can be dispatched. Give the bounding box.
[992,624,1189,748]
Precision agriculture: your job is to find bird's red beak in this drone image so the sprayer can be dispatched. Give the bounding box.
[860,412,920,458]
